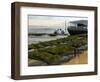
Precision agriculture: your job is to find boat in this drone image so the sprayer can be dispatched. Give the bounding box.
[54,29,65,35]
[67,20,88,35]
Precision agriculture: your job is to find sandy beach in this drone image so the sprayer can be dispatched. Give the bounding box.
[28,59,39,66]
[63,51,88,65]
[28,58,47,66]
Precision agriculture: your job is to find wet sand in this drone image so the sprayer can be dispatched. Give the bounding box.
[28,59,39,66]
[28,58,47,66]
[63,51,88,65]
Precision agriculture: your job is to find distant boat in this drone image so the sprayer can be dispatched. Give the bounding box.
[67,20,88,35]
[54,29,65,35]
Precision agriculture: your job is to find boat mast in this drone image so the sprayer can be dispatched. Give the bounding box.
[65,20,66,34]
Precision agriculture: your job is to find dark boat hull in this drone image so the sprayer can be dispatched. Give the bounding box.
[68,29,87,35]
[67,26,87,35]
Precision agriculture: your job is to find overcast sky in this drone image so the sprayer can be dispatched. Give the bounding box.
[28,15,88,28]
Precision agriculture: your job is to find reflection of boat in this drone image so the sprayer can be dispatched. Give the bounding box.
[67,20,88,35]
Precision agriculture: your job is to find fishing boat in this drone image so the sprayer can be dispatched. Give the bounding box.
[67,20,88,35]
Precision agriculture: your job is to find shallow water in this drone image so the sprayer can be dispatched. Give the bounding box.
[28,35,68,44]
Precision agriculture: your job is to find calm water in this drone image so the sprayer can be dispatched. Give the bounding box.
[28,35,68,44]
[29,28,56,34]
[28,26,69,44]
[28,26,69,33]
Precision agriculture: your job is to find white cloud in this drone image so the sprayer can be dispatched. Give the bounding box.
[28,15,88,28]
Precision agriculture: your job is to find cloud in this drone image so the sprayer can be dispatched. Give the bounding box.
[28,15,88,29]
[29,19,65,27]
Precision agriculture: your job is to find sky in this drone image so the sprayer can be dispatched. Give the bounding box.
[28,15,88,28]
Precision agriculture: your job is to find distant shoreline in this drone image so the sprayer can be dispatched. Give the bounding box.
[28,33,68,36]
